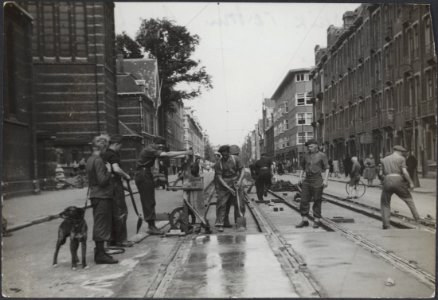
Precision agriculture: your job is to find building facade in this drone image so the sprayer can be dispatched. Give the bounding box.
[271,69,313,167]
[183,108,204,157]
[312,4,436,176]
[17,1,118,178]
[3,2,40,197]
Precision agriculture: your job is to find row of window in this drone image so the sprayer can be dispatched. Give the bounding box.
[274,113,313,135]
[274,132,314,149]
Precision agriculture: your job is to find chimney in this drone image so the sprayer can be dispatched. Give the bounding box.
[343,11,356,28]
[116,53,124,74]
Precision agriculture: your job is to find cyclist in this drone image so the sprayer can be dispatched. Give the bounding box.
[347,156,362,199]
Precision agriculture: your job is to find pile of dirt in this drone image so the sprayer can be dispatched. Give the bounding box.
[270,180,299,192]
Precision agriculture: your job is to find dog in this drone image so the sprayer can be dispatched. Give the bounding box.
[53,206,88,270]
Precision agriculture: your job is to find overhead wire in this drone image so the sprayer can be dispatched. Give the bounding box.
[217,2,230,134]
[185,3,211,26]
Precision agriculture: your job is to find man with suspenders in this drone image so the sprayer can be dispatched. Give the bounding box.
[214,145,245,232]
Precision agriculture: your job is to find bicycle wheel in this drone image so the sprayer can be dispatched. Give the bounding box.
[345,181,366,198]
[356,180,366,198]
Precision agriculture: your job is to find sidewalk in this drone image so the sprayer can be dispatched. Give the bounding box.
[1,173,195,233]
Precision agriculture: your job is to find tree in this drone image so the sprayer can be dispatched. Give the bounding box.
[116,32,144,59]
[204,138,215,162]
[135,18,212,114]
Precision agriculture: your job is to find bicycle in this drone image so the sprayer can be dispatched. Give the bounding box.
[345,179,367,199]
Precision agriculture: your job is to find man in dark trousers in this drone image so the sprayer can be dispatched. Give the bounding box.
[135,137,192,235]
[86,135,118,264]
[379,145,421,229]
[102,134,133,248]
[296,139,329,229]
[214,145,245,232]
[254,153,273,201]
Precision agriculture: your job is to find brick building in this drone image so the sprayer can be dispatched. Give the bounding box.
[261,98,275,158]
[15,1,117,179]
[183,108,204,157]
[165,102,185,151]
[312,4,436,176]
[116,56,160,173]
[2,2,39,197]
[271,68,313,167]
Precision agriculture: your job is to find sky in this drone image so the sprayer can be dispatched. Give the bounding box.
[115,2,360,147]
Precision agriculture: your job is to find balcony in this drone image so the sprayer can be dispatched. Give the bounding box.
[419,100,436,118]
[425,45,437,65]
[381,109,395,128]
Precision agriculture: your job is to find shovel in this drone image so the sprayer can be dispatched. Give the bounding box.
[234,184,246,230]
[182,191,211,234]
[125,179,145,234]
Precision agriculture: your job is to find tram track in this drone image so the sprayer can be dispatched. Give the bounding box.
[266,189,436,290]
[143,179,216,298]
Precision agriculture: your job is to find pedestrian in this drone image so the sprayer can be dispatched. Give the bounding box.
[214,145,245,232]
[135,137,192,235]
[343,155,352,177]
[172,164,177,175]
[191,153,202,177]
[406,151,420,188]
[102,134,134,248]
[86,135,118,264]
[379,145,421,229]
[358,157,365,176]
[296,139,329,229]
[347,156,362,199]
[363,153,376,187]
[158,159,169,189]
[328,158,334,177]
[333,159,340,178]
[254,153,273,201]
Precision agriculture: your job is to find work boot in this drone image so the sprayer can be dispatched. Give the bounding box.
[148,226,163,235]
[312,222,320,229]
[113,241,134,247]
[217,226,224,232]
[295,220,309,228]
[382,225,391,230]
[95,250,118,264]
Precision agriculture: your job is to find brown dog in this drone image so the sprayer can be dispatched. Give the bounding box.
[53,206,88,270]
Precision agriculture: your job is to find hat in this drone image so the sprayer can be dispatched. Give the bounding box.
[218,145,230,153]
[110,134,124,144]
[230,145,240,155]
[393,145,407,152]
[305,139,318,146]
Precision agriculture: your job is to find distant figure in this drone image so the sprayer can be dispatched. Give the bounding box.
[347,156,362,199]
[359,157,365,176]
[343,155,352,177]
[254,153,273,202]
[406,151,420,188]
[333,159,340,178]
[328,159,334,177]
[363,154,376,186]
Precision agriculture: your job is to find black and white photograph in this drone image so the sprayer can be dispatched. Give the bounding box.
[2,1,437,298]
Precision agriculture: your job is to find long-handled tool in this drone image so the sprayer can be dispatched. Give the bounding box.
[234,184,246,230]
[125,179,145,234]
[182,191,211,234]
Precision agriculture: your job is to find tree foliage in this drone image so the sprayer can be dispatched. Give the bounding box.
[135,18,213,113]
[116,32,143,59]
[204,138,215,162]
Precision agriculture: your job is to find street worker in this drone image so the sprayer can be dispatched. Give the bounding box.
[379,145,421,229]
[347,156,362,199]
[135,137,192,235]
[102,134,133,248]
[214,145,245,232]
[254,153,273,201]
[363,153,377,186]
[86,135,118,264]
[296,139,329,229]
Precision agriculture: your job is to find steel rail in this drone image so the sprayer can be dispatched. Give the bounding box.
[143,178,216,298]
[323,191,436,231]
[267,190,436,290]
[242,192,324,298]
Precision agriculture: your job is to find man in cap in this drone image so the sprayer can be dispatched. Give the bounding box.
[135,137,192,235]
[102,134,133,247]
[214,145,244,232]
[254,153,273,201]
[379,145,420,229]
[296,139,329,229]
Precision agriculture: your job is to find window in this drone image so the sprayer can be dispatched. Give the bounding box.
[413,24,419,59]
[285,119,289,130]
[297,132,314,144]
[296,93,312,106]
[296,73,309,82]
[4,23,17,117]
[296,113,312,125]
[426,70,433,99]
[425,16,432,48]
